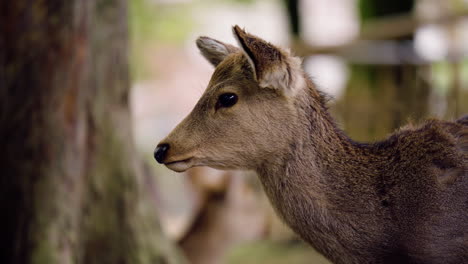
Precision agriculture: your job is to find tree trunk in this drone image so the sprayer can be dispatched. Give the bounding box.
[0,1,185,264]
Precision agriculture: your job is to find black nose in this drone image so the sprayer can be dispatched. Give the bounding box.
[154,144,169,164]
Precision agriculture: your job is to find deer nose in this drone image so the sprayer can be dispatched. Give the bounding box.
[154,144,169,164]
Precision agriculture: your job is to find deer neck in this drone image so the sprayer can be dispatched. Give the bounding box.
[255,83,377,249]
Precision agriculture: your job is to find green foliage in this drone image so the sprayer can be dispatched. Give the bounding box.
[432,60,468,95]
[351,65,378,94]
[129,0,194,80]
[130,0,193,44]
[220,0,255,4]
[358,0,414,22]
[452,0,468,11]
[32,239,56,264]
[227,240,330,264]
[200,0,256,4]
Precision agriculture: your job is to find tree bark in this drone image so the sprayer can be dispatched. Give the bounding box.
[0,1,184,264]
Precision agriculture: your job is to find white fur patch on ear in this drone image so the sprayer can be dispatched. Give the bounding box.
[262,55,305,97]
[196,37,238,67]
[258,63,289,90]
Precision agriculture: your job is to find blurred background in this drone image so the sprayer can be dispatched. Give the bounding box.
[2,0,467,264]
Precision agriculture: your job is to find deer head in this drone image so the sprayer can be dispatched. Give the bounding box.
[155,26,316,172]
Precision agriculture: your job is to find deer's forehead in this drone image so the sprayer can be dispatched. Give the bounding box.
[209,53,254,88]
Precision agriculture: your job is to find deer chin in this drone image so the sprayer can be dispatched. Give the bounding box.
[164,158,194,172]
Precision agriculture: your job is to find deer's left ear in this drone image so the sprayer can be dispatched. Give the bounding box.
[232,25,303,95]
[196,36,239,67]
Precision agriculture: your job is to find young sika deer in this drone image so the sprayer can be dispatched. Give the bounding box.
[154,26,468,264]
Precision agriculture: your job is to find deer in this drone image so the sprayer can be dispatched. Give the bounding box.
[154,26,468,264]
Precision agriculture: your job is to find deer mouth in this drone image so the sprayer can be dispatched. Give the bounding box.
[164,158,194,172]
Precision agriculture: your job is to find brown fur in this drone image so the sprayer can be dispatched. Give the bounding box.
[157,26,468,264]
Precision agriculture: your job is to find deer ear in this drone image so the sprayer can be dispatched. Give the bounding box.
[232,25,302,94]
[196,36,239,67]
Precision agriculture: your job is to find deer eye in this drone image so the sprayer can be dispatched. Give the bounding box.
[216,93,238,109]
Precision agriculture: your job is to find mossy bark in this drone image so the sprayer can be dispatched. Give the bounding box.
[0,1,185,264]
